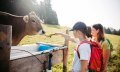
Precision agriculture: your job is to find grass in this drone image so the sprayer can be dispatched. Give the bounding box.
[19,24,120,72]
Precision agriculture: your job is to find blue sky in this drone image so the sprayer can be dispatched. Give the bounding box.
[51,0,120,30]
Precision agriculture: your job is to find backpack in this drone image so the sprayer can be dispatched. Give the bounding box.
[106,39,113,52]
[105,39,113,61]
[75,40,103,72]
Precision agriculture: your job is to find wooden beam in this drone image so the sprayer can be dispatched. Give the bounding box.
[63,29,69,72]
[0,24,12,72]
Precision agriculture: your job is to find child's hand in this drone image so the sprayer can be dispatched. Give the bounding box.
[55,33,77,43]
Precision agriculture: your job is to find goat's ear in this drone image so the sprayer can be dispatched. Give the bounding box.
[23,15,29,23]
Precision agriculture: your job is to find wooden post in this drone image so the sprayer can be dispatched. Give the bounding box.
[0,24,12,72]
[63,29,69,72]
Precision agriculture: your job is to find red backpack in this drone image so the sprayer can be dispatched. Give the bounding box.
[75,40,103,72]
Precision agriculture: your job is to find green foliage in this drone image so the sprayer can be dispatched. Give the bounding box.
[108,39,120,72]
[105,28,112,34]
[104,27,120,35]
[38,0,59,25]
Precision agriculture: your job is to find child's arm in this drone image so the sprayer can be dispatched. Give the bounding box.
[81,60,88,72]
[55,33,77,43]
[102,42,110,72]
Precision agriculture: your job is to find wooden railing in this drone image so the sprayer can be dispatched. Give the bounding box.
[0,24,12,72]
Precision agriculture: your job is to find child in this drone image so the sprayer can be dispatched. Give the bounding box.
[55,21,91,72]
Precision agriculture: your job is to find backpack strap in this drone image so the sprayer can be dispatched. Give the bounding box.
[74,45,80,59]
[106,39,113,51]
[75,40,90,59]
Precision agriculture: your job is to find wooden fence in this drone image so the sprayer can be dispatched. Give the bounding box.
[0,24,69,72]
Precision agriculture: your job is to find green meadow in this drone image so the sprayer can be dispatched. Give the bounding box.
[19,24,120,72]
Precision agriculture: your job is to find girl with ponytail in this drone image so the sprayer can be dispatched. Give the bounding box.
[55,21,91,72]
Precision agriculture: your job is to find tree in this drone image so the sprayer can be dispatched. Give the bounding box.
[38,0,59,25]
[112,29,117,35]
[105,27,112,34]
[118,29,120,35]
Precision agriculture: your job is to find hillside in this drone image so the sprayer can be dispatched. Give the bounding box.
[19,24,120,72]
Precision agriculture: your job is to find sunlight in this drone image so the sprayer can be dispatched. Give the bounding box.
[36,0,44,4]
[51,0,120,30]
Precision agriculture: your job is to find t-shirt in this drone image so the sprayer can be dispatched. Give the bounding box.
[72,43,91,72]
[101,39,110,50]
